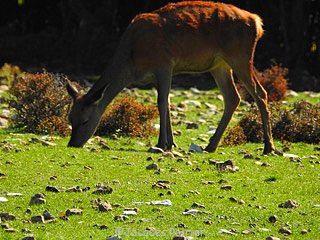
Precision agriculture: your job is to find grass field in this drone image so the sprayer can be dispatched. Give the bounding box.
[0,88,319,240]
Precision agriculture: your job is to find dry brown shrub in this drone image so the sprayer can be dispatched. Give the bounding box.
[238,65,288,102]
[224,101,320,145]
[96,96,158,138]
[9,72,72,136]
[222,125,247,146]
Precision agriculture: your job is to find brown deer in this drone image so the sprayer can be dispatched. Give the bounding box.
[67,1,275,154]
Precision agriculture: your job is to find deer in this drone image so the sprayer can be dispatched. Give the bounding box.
[66,1,276,154]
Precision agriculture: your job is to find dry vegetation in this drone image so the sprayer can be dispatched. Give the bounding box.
[238,65,288,102]
[96,96,158,138]
[224,101,320,146]
[9,73,72,136]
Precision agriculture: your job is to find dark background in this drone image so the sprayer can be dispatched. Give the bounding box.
[0,0,319,90]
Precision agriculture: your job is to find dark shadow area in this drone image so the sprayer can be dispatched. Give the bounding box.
[0,0,319,90]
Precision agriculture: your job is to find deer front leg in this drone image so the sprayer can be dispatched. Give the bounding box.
[155,69,172,150]
[166,106,177,150]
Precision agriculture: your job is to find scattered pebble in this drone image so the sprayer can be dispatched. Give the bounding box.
[0,197,8,202]
[65,208,83,216]
[191,202,205,209]
[218,229,237,236]
[45,185,60,193]
[279,226,292,235]
[148,147,164,153]
[114,215,129,222]
[107,236,123,240]
[30,193,46,205]
[268,215,278,223]
[31,215,45,224]
[43,210,55,222]
[189,143,203,153]
[266,236,280,240]
[186,122,199,129]
[0,212,16,221]
[4,228,16,233]
[210,160,239,172]
[278,199,299,208]
[220,185,232,191]
[92,184,113,195]
[22,236,35,240]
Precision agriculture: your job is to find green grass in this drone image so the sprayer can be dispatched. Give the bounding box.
[0,89,319,240]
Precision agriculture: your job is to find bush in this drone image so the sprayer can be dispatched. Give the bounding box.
[224,101,320,145]
[273,101,320,143]
[96,96,158,138]
[238,65,288,102]
[9,73,72,136]
[222,125,247,146]
[0,63,22,86]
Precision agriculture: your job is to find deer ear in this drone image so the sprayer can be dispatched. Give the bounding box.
[66,80,79,100]
[83,85,107,105]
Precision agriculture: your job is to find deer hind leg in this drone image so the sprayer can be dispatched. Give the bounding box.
[155,69,174,150]
[233,63,275,154]
[205,66,241,152]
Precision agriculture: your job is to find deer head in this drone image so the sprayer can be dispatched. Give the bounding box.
[66,81,105,147]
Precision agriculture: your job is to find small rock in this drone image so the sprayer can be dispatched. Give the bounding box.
[243,153,254,159]
[279,227,292,235]
[1,223,10,229]
[148,147,164,153]
[173,236,187,240]
[191,202,205,209]
[182,209,199,216]
[0,197,8,202]
[92,185,113,195]
[114,215,129,222]
[216,160,239,172]
[189,143,203,153]
[242,229,254,235]
[43,210,55,221]
[6,192,23,197]
[266,236,281,240]
[4,228,16,233]
[172,151,184,157]
[204,220,213,225]
[98,201,113,212]
[0,212,16,221]
[218,229,236,235]
[278,199,299,208]
[30,193,46,205]
[268,215,278,223]
[66,208,83,216]
[22,236,35,240]
[221,185,232,191]
[152,180,170,189]
[163,152,175,158]
[45,185,60,193]
[301,229,308,234]
[186,122,199,129]
[66,186,82,192]
[31,215,45,224]
[146,163,158,170]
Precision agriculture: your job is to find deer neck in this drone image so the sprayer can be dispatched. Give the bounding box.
[95,64,134,114]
